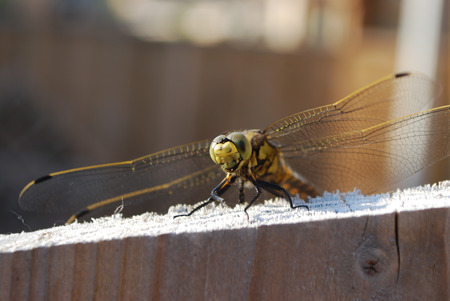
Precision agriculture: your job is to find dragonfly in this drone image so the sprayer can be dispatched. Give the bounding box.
[19,72,450,223]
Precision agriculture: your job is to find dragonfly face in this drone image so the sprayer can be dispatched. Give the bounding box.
[18,72,450,223]
[209,132,252,172]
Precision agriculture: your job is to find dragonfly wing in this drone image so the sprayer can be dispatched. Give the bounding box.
[275,106,450,195]
[19,140,225,219]
[265,72,440,145]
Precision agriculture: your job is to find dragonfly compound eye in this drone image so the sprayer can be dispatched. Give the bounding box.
[209,135,226,164]
[227,132,252,161]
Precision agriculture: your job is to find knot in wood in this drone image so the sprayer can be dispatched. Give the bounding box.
[363,259,380,275]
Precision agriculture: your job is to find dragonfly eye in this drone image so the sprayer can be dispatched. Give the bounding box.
[210,135,226,164]
[227,132,252,161]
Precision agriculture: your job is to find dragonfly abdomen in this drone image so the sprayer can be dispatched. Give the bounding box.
[278,166,318,201]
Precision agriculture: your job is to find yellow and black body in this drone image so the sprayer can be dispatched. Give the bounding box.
[186,130,315,218]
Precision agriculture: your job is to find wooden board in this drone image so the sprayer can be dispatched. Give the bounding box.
[1,183,449,300]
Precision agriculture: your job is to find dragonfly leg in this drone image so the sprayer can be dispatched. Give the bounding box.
[243,177,262,220]
[174,174,236,218]
[211,174,236,203]
[256,180,309,211]
[173,197,215,218]
[238,178,245,204]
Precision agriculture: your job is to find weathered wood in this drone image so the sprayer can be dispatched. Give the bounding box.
[1,182,449,300]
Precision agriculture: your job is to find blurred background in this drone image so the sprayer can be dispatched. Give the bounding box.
[0,0,448,233]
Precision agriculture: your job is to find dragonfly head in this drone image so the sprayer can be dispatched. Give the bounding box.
[210,132,252,172]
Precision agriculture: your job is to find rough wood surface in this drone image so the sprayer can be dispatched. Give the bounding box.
[1,182,449,300]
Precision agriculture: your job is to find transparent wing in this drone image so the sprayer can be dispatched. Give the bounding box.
[19,140,225,219]
[265,72,440,145]
[277,106,450,194]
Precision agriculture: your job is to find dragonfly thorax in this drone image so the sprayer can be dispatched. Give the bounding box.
[209,132,252,172]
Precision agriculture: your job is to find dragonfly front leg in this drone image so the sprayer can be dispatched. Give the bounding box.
[210,173,234,203]
[174,174,236,218]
